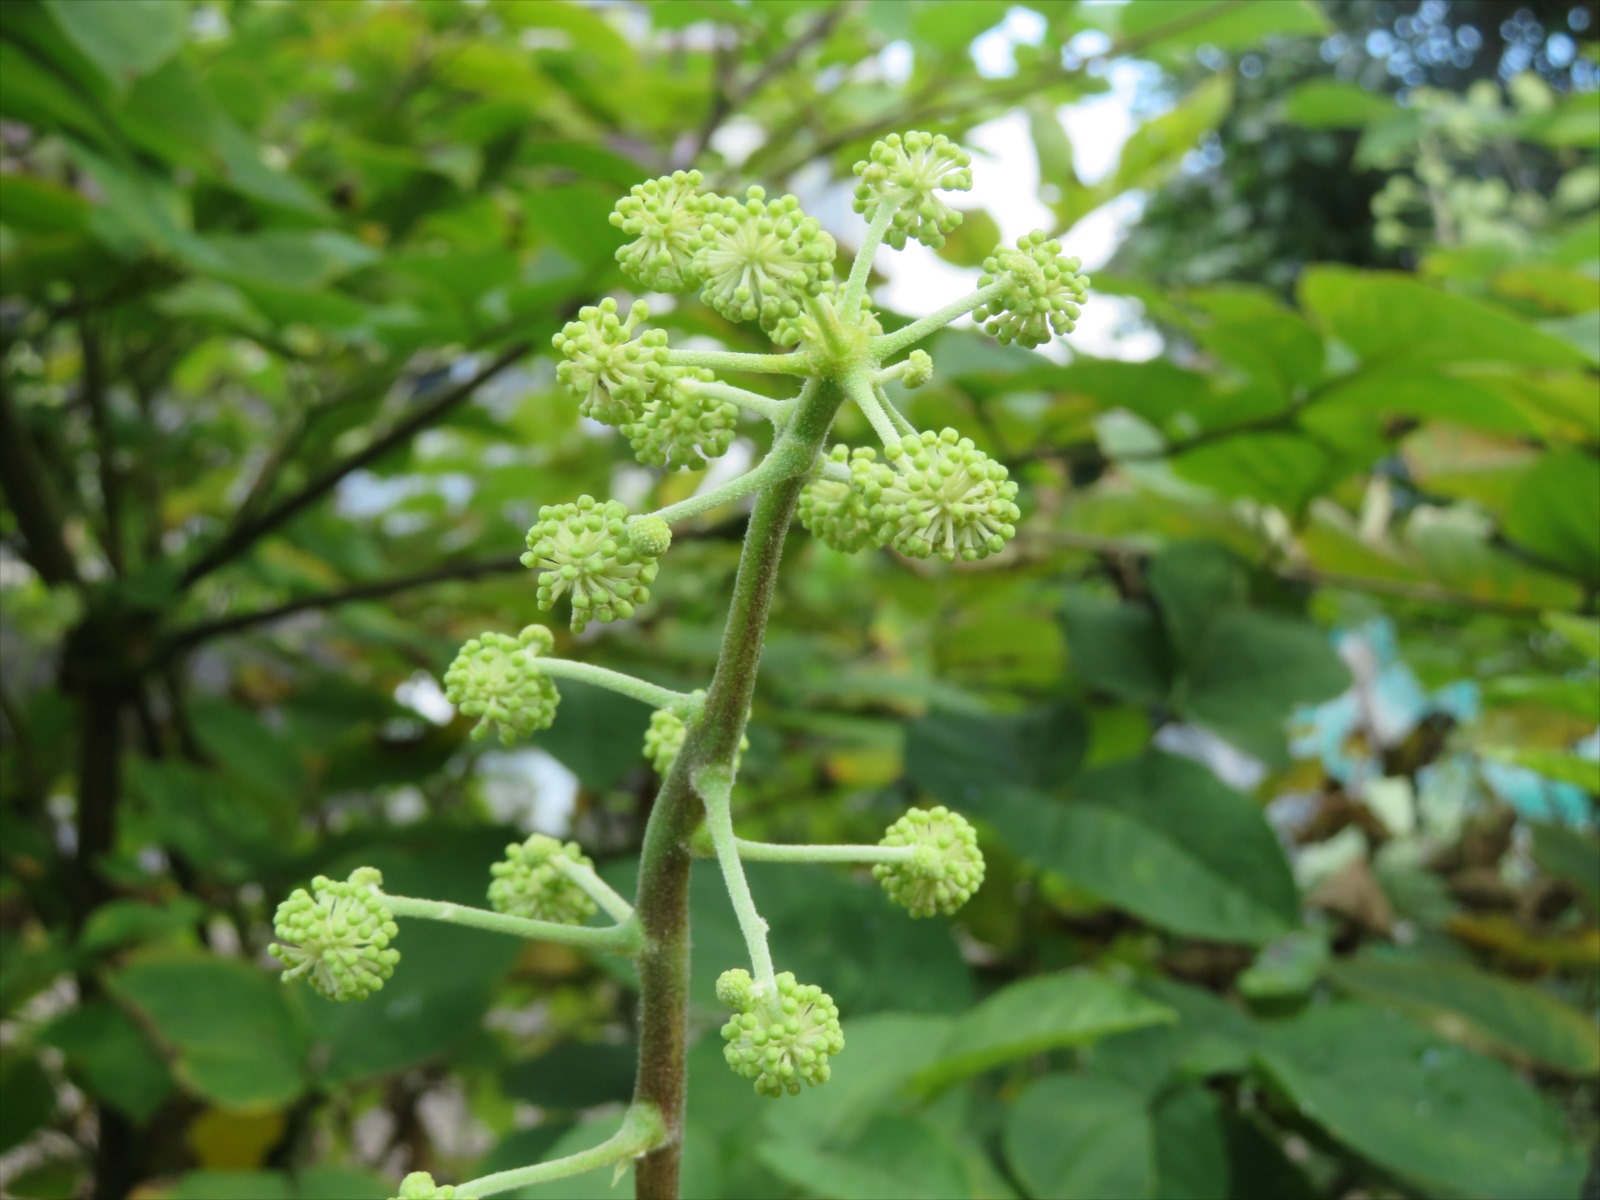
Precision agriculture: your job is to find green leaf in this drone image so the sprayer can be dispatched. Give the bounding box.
[1283,81,1396,127]
[1151,1084,1229,1200]
[1178,610,1349,766]
[1544,612,1600,661]
[293,1166,391,1199]
[1104,0,1326,54]
[78,896,204,954]
[1329,955,1600,1074]
[761,1113,974,1200]
[910,970,1174,1091]
[0,173,92,234]
[905,701,1087,807]
[1059,592,1173,705]
[1148,541,1249,662]
[1530,821,1600,913]
[42,0,188,87]
[167,1171,293,1200]
[1299,266,1589,369]
[1503,450,1600,587]
[501,1039,637,1109]
[38,1000,173,1124]
[1480,746,1600,794]
[985,756,1299,943]
[110,956,306,1109]
[0,1052,55,1154]
[1254,1004,1588,1200]
[1005,1074,1153,1200]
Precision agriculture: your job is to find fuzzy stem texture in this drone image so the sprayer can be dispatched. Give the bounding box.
[381,891,642,954]
[842,200,898,311]
[872,281,1004,359]
[459,1103,666,1199]
[665,347,814,376]
[629,375,845,1199]
[733,839,916,865]
[529,659,696,712]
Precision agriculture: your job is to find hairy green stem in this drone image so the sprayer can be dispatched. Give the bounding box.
[875,381,918,435]
[529,659,696,713]
[842,200,899,311]
[845,373,903,448]
[380,891,642,955]
[872,281,1004,360]
[732,839,915,865]
[685,379,796,424]
[553,857,637,924]
[666,347,814,376]
[629,375,846,1199]
[699,765,776,990]
[459,1103,666,1199]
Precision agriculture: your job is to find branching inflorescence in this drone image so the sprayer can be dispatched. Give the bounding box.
[267,131,1087,1200]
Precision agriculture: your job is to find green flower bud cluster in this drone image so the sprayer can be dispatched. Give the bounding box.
[691,186,836,330]
[771,279,881,351]
[874,806,985,918]
[522,496,661,632]
[628,515,674,558]
[611,169,707,292]
[870,429,1020,563]
[443,625,560,744]
[642,692,746,774]
[900,349,934,390]
[798,445,886,554]
[488,834,597,925]
[621,372,737,472]
[974,230,1090,349]
[852,130,974,250]
[551,298,674,426]
[393,1172,457,1200]
[270,867,400,1002]
[718,970,845,1097]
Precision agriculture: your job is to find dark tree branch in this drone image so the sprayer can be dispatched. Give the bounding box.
[0,375,83,587]
[79,311,126,576]
[166,553,526,650]
[688,3,850,165]
[177,340,533,590]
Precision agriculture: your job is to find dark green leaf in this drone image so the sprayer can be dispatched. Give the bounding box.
[1005,1074,1153,1200]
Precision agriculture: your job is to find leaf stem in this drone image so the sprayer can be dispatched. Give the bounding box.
[553,856,637,924]
[871,282,1004,360]
[380,891,642,955]
[457,1102,667,1199]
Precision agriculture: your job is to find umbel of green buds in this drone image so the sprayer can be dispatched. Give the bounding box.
[975,230,1090,349]
[270,867,399,1001]
[718,970,845,1097]
[551,298,674,425]
[610,169,707,292]
[443,625,560,744]
[692,186,836,329]
[489,834,598,925]
[523,496,660,633]
[799,445,885,554]
[875,807,986,918]
[393,1172,457,1200]
[869,429,1021,563]
[852,131,974,250]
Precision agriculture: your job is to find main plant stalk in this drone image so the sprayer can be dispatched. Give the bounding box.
[630,379,845,1199]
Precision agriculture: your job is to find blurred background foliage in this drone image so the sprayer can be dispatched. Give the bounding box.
[0,1,1596,1198]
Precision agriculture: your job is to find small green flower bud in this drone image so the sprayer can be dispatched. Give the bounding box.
[798,445,888,554]
[720,971,845,1097]
[488,834,597,925]
[611,170,709,293]
[629,516,674,558]
[851,131,974,250]
[901,349,934,390]
[874,806,985,918]
[872,429,1020,563]
[641,691,744,774]
[270,867,400,1002]
[691,186,835,331]
[551,298,675,426]
[974,230,1090,348]
[716,967,757,1011]
[443,625,560,744]
[522,496,660,632]
[620,370,739,472]
[394,1171,458,1199]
